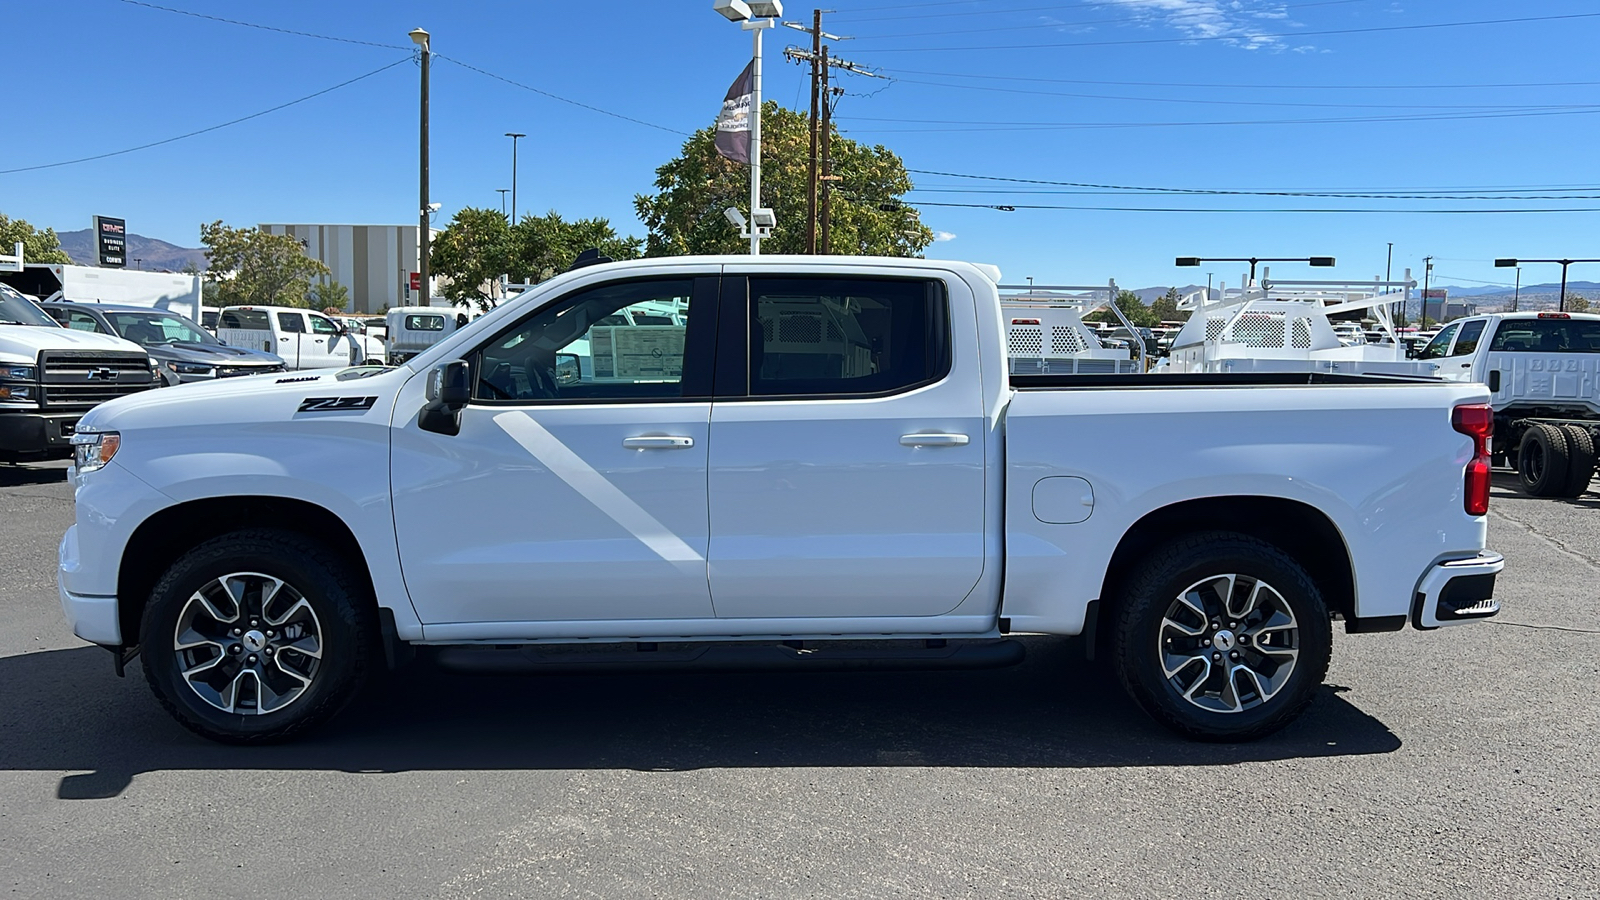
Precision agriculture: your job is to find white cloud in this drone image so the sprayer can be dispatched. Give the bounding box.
[1096,0,1310,51]
[934,231,957,242]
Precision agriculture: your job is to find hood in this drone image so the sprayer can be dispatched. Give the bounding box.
[0,324,147,358]
[77,364,409,433]
[148,341,284,365]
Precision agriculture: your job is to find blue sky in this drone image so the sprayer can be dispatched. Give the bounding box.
[6,0,1600,290]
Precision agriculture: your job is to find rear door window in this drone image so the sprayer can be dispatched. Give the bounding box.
[1488,318,1600,353]
[744,277,950,397]
[277,312,306,333]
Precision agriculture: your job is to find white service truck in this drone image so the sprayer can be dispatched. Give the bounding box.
[0,282,156,462]
[0,263,203,322]
[384,306,467,367]
[215,306,386,370]
[1417,310,1600,497]
[59,255,1503,744]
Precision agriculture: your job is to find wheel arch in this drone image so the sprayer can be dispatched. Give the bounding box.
[117,496,378,647]
[1093,496,1356,655]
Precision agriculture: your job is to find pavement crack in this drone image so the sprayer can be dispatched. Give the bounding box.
[1485,620,1600,636]
[1491,506,1600,571]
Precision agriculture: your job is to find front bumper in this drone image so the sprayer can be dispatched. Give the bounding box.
[1412,551,1504,630]
[59,525,122,645]
[0,409,79,458]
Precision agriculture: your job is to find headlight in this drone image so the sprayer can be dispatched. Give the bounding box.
[165,361,215,376]
[71,430,121,473]
[0,384,35,401]
[0,364,36,380]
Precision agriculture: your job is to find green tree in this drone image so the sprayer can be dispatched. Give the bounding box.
[1087,290,1158,327]
[309,280,350,312]
[429,208,642,311]
[1149,287,1191,323]
[634,101,933,257]
[0,213,72,265]
[200,221,330,308]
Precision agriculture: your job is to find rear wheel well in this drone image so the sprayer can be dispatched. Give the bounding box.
[1093,496,1355,654]
[117,497,376,647]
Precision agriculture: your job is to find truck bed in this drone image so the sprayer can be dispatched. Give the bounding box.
[1011,371,1434,389]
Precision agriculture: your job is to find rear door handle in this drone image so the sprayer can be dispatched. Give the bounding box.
[623,435,695,450]
[900,433,970,447]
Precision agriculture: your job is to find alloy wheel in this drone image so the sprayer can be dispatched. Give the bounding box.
[1157,573,1300,714]
[172,572,324,714]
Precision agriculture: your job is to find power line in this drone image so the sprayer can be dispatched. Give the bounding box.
[909,188,1600,200]
[904,200,1600,214]
[433,55,688,135]
[114,0,407,49]
[905,167,1600,198]
[873,66,1600,93]
[841,104,1600,131]
[861,12,1600,53]
[0,56,412,176]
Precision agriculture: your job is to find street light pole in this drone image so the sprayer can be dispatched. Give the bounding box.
[1513,267,1520,312]
[496,189,509,218]
[1496,257,1600,313]
[1175,256,1335,285]
[745,17,770,255]
[410,27,431,306]
[505,133,525,224]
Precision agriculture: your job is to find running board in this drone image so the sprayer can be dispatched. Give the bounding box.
[431,639,1026,675]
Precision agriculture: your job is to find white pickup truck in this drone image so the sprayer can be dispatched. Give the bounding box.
[1417,311,1600,497]
[216,306,386,370]
[58,256,1503,744]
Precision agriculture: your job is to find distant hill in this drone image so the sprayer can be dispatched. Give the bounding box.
[54,229,207,273]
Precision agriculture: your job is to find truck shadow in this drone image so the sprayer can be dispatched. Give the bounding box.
[0,463,69,487]
[1491,470,1598,506]
[0,641,1400,800]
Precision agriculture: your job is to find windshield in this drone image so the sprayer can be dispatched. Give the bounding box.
[106,311,219,346]
[0,283,61,327]
[1488,318,1600,353]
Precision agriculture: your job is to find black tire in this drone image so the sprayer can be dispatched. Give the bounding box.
[1112,532,1332,742]
[140,528,375,744]
[363,358,385,367]
[1558,424,1597,498]
[1518,424,1572,497]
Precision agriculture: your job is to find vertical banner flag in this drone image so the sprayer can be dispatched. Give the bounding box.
[714,62,754,165]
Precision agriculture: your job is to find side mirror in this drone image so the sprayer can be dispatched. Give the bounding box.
[420,360,470,436]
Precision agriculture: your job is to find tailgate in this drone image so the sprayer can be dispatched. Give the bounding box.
[217,328,276,356]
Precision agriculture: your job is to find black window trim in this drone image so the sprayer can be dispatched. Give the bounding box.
[464,274,720,408]
[711,273,954,402]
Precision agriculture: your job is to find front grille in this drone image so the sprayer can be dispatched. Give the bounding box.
[38,350,155,411]
[218,364,284,378]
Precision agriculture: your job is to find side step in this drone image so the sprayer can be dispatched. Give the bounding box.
[432,639,1026,675]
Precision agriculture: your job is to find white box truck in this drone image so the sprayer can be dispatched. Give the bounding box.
[0,263,203,323]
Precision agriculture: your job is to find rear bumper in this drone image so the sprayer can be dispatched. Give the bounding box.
[1412,551,1503,630]
[0,410,78,458]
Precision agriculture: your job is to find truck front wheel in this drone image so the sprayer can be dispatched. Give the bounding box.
[140,529,375,743]
[1112,533,1332,742]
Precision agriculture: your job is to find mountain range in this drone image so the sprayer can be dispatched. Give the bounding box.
[53,229,208,273]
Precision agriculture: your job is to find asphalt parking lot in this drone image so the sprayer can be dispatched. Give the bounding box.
[1,462,1596,899]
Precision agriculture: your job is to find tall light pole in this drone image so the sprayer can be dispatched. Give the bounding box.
[1513,266,1521,312]
[715,0,781,255]
[505,132,525,224]
[1176,255,1335,285]
[496,189,509,218]
[1497,257,1600,312]
[410,27,431,306]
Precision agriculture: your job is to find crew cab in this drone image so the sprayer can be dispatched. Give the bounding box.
[58,256,1503,744]
[215,306,385,370]
[1418,311,1600,497]
[0,283,156,462]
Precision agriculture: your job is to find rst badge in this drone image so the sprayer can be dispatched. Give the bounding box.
[297,396,378,413]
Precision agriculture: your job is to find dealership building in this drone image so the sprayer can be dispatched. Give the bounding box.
[258,223,441,314]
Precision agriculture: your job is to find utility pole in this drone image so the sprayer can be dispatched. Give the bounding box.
[1513,266,1521,312]
[806,9,821,254]
[496,189,509,217]
[410,28,431,306]
[1385,242,1395,324]
[819,44,833,254]
[505,133,525,224]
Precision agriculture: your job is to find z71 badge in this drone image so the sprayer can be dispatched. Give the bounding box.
[297,396,378,413]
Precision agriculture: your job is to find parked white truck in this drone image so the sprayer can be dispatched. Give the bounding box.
[0,283,157,462]
[58,256,1503,744]
[0,263,203,322]
[215,306,386,370]
[1417,310,1600,497]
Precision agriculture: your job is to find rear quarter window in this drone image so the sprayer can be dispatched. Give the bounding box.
[1488,319,1600,353]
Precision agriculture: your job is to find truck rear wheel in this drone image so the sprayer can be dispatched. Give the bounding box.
[1558,424,1596,498]
[1111,532,1332,742]
[140,529,375,744]
[1517,424,1571,497]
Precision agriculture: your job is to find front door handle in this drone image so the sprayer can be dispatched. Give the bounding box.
[623,435,695,450]
[901,433,970,447]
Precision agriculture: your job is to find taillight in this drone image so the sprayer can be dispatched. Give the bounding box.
[1452,403,1493,516]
